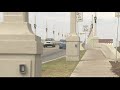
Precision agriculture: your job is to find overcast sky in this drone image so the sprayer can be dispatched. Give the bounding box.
[0,12,119,46]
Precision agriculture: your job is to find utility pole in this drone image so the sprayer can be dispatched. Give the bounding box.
[115,12,120,62]
[53,25,55,40]
[65,34,66,38]
[62,33,63,39]
[58,32,59,41]
[46,20,48,39]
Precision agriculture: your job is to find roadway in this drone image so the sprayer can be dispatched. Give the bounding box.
[41,45,66,63]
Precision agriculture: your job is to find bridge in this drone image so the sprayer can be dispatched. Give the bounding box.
[0,12,119,77]
[70,12,120,77]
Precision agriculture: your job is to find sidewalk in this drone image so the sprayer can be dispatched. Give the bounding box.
[70,49,119,77]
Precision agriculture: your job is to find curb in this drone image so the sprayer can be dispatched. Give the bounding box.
[42,55,66,64]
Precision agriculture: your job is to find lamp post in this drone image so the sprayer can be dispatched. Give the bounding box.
[76,12,83,36]
[53,25,55,40]
[34,13,37,36]
[58,32,59,41]
[91,15,94,37]
[83,25,88,44]
[94,12,97,36]
[65,35,66,38]
[115,12,120,62]
[46,20,48,39]
[53,30,55,39]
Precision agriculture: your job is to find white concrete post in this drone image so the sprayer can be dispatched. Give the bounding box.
[66,12,80,61]
[0,12,43,77]
[70,12,76,34]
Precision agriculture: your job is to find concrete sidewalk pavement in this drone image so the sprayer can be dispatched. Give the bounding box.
[70,49,119,77]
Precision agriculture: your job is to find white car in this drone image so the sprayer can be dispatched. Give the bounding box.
[43,38,56,48]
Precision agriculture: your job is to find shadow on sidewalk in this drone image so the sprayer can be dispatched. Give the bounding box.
[109,61,120,77]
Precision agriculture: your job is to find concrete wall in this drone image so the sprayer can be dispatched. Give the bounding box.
[96,43,120,61]
[0,12,43,77]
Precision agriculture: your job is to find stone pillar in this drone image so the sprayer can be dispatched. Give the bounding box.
[70,12,76,34]
[90,12,99,48]
[0,12,43,77]
[66,12,80,61]
[4,12,28,22]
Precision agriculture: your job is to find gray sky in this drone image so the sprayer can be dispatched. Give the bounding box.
[0,12,119,46]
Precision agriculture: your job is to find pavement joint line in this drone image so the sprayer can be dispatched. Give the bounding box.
[42,55,66,64]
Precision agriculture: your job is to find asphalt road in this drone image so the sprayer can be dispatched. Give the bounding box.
[41,45,66,63]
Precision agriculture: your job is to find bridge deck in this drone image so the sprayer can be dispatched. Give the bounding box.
[71,49,119,77]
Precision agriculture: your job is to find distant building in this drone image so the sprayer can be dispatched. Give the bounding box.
[99,39,113,45]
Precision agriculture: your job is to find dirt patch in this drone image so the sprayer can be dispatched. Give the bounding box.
[109,61,120,76]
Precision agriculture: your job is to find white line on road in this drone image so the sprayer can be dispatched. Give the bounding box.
[42,55,66,64]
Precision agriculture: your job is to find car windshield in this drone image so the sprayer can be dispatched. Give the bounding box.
[45,38,54,41]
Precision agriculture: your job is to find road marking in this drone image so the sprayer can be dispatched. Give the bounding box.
[42,55,66,64]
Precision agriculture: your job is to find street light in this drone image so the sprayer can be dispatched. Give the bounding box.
[34,13,37,36]
[53,25,55,40]
[115,12,120,62]
[53,30,55,39]
[76,12,83,36]
[94,12,97,23]
[58,32,59,41]
[83,25,88,44]
[94,12,97,36]
[46,20,48,39]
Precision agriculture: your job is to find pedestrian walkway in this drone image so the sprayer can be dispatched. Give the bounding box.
[70,49,119,77]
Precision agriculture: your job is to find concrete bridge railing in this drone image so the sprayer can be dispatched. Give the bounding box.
[96,43,120,61]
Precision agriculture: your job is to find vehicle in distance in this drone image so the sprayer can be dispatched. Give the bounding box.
[44,38,56,48]
[59,39,66,49]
